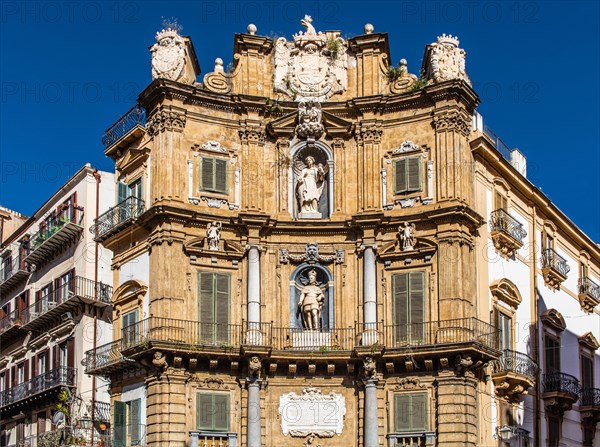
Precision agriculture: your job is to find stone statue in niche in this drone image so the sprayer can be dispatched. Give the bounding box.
[206,221,222,251]
[398,222,416,251]
[297,269,325,330]
[150,28,186,81]
[295,156,327,218]
[296,98,324,141]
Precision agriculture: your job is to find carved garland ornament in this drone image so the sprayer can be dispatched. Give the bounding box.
[279,243,344,264]
[147,109,186,135]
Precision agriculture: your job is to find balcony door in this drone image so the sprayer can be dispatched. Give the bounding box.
[392,272,425,345]
[198,272,230,345]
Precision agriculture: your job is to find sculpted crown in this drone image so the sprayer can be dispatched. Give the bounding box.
[437,33,460,47]
[155,28,181,40]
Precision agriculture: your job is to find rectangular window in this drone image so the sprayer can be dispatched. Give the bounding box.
[544,335,560,373]
[198,272,230,344]
[581,354,594,390]
[200,157,228,194]
[122,310,139,347]
[394,393,427,433]
[496,311,512,352]
[494,190,508,211]
[392,272,425,344]
[394,157,422,194]
[196,393,230,432]
[17,363,25,384]
[114,400,127,447]
[38,352,47,375]
[57,270,74,303]
[128,398,142,445]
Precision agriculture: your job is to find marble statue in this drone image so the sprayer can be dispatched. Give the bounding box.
[206,221,222,251]
[297,269,325,330]
[296,99,324,140]
[399,222,416,251]
[296,156,327,217]
[150,28,186,81]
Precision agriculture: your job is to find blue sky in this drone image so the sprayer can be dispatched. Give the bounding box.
[1,1,598,241]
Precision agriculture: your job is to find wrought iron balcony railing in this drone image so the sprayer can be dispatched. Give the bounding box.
[541,248,570,277]
[490,209,527,243]
[90,196,145,242]
[386,432,435,446]
[0,366,76,408]
[28,205,83,252]
[579,277,600,301]
[21,276,112,327]
[0,253,29,287]
[542,371,580,398]
[581,387,600,407]
[0,308,22,334]
[489,349,538,382]
[83,338,130,374]
[190,431,238,447]
[383,317,500,352]
[273,326,356,351]
[483,124,512,162]
[102,104,146,148]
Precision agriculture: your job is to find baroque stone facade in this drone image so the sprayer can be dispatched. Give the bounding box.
[83,18,600,447]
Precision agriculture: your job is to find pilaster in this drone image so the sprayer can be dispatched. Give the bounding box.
[435,372,478,447]
[146,369,188,446]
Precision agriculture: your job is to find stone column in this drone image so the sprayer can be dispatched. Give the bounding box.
[363,357,379,447]
[246,245,261,343]
[246,358,262,447]
[363,244,377,343]
[436,371,478,447]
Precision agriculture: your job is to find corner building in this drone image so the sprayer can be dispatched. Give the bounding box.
[85,18,600,447]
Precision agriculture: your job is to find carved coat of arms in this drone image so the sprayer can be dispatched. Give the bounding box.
[428,34,471,85]
[150,28,186,81]
[273,15,348,100]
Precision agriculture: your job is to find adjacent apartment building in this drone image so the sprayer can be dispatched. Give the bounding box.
[0,165,115,446]
[80,17,599,447]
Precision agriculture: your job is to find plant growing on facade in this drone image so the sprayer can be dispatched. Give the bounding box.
[386,65,405,83]
[326,36,341,58]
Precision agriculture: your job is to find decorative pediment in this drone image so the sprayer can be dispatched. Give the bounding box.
[490,278,522,309]
[379,236,436,265]
[267,109,353,140]
[112,279,148,308]
[184,236,245,260]
[579,332,599,351]
[115,145,150,173]
[540,308,566,333]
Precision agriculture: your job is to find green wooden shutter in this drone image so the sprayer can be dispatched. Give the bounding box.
[394,393,427,433]
[201,157,215,191]
[406,157,422,192]
[113,401,126,447]
[497,313,511,352]
[129,399,141,443]
[214,159,228,194]
[394,159,407,194]
[409,272,425,342]
[392,273,408,344]
[122,310,138,347]
[215,273,230,344]
[117,183,129,203]
[199,272,215,343]
[213,394,230,431]
[197,393,212,429]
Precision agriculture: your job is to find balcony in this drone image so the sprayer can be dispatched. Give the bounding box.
[102,104,146,151]
[24,206,84,266]
[386,432,435,446]
[490,349,538,400]
[542,371,580,413]
[383,317,500,359]
[0,253,30,293]
[0,366,76,410]
[541,248,570,289]
[21,277,112,331]
[0,308,23,338]
[190,431,238,447]
[90,196,145,242]
[580,388,600,424]
[273,326,356,354]
[578,276,600,313]
[83,339,135,376]
[489,209,527,258]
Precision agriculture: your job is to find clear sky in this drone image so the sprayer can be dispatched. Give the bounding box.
[1,0,598,241]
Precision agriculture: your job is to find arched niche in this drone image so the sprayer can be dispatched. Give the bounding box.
[289,263,334,330]
[288,141,334,219]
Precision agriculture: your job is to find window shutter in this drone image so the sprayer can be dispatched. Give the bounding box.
[392,274,408,343]
[406,157,421,192]
[24,360,29,382]
[394,393,427,433]
[214,159,228,194]
[197,393,213,430]
[213,394,230,431]
[198,272,215,343]
[53,345,60,369]
[201,157,215,191]
[409,272,425,342]
[410,393,427,431]
[32,357,37,379]
[581,356,593,389]
[129,399,141,442]
[215,274,230,344]
[113,401,126,447]
[394,159,407,194]
[67,338,75,369]
[117,182,129,204]
[394,394,410,432]
[45,350,50,373]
